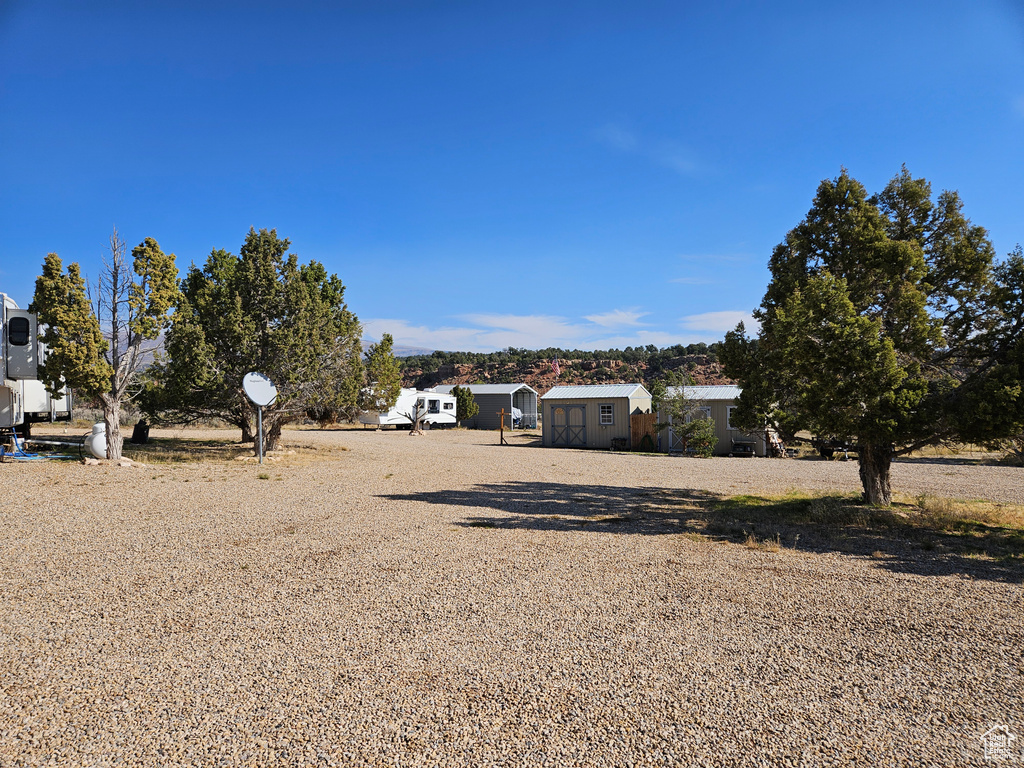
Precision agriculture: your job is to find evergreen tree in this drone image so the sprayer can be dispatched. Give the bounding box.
[33,230,178,460]
[722,168,1011,505]
[144,228,362,453]
[450,384,479,425]
[32,254,112,401]
[362,333,402,413]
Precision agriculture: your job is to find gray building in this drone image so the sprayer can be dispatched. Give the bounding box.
[433,383,539,429]
[657,385,771,456]
[541,384,652,449]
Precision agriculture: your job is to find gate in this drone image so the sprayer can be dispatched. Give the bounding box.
[550,405,586,447]
[631,412,658,450]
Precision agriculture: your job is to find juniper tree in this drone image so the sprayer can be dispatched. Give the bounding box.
[144,228,362,454]
[32,230,178,460]
[361,333,402,414]
[722,168,1012,505]
[450,384,479,425]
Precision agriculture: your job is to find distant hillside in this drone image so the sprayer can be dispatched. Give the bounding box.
[399,344,733,396]
[361,341,434,358]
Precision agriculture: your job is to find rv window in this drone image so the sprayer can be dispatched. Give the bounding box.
[428,400,440,414]
[443,402,453,410]
[8,317,30,346]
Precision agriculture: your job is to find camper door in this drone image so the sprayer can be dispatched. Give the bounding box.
[4,310,38,379]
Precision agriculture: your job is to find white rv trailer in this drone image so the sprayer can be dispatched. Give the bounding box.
[22,377,73,427]
[0,294,72,432]
[1,293,39,430]
[359,388,457,429]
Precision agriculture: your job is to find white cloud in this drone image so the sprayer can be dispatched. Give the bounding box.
[596,123,699,177]
[361,318,486,350]
[679,310,759,334]
[583,308,649,328]
[363,310,731,352]
[458,313,584,338]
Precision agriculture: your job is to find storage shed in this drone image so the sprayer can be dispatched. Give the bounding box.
[657,385,771,456]
[433,383,539,429]
[541,384,652,449]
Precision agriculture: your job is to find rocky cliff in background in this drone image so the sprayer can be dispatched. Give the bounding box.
[402,354,732,396]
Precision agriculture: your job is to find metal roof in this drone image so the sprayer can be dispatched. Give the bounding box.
[433,383,539,395]
[542,383,651,400]
[666,385,742,401]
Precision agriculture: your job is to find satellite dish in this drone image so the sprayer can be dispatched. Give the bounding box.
[242,372,278,407]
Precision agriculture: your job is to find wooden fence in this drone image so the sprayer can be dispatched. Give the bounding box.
[630,412,659,451]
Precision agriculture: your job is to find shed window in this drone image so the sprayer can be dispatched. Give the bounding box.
[599,403,614,425]
[727,406,738,430]
[686,407,711,423]
[8,317,29,346]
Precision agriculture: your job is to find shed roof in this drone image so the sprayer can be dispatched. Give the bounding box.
[666,385,743,401]
[433,383,538,395]
[542,383,651,400]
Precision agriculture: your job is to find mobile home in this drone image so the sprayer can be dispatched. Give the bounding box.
[359,388,457,429]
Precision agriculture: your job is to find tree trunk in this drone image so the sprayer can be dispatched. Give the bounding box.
[103,395,123,461]
[262,419,282,454]
[858,443,892,506]
[239,418,255,444]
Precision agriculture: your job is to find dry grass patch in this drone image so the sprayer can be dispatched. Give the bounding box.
[713,491,1024,568]
[910,493,1024,530]
[122,437,346,466]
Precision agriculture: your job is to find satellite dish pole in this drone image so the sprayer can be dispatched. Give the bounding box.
[242,372,279,465]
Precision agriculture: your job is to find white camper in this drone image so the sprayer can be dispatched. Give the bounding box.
[0,294,71,432]
[1,293,39,429]
[359,388,457,429]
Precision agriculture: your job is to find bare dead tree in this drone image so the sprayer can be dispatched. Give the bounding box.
[91,227,177,460]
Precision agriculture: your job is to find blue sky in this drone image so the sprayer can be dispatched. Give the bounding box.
[2,1,1022,352]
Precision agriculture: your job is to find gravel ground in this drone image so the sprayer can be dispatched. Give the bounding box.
[1,427,1021,767]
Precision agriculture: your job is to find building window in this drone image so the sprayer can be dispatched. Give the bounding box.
[686,407,711,423]
[727,405,737,430]
[599,403,614,425]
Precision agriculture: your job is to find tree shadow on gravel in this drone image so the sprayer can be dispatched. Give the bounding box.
[380,481,1024,584]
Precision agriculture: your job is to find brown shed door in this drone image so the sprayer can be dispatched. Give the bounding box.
[551,405,586,447]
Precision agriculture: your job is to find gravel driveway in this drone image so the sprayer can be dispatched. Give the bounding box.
[1,427,1021,766]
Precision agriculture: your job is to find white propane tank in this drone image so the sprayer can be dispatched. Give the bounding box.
[85,423,107,459]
